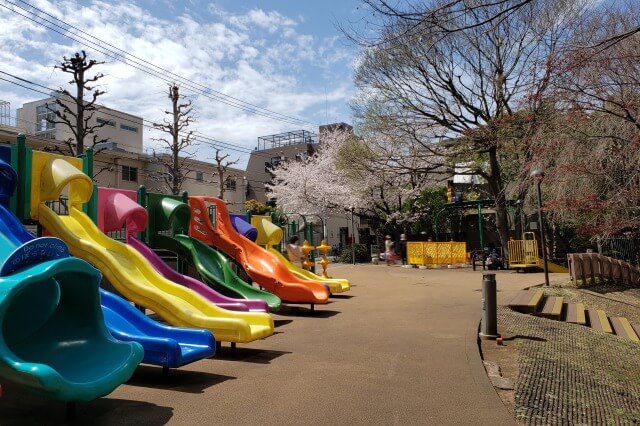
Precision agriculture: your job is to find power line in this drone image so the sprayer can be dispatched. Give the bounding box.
[3,0,320,128]
[0,69,315,162]
[6,0,317,127]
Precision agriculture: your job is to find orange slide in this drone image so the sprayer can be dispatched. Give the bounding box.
[188,196,329,306]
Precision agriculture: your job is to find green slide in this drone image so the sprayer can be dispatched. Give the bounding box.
[154,234,281,313]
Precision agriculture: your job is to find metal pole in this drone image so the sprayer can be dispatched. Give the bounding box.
[520,205,525,239]
[536,181,550,287]
[478,203,484,250]
[479,273,499,340]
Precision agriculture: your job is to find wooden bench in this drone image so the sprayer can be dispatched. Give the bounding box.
[564,303,586,325]
[609,317,640,342]
[536,296,563,320]
[587,310,613,334]
[508,289,544,314]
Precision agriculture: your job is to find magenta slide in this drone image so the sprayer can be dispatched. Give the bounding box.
[98,188,268,313]
[127,235,267,312]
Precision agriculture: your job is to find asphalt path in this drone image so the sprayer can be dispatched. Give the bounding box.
[0,265,554,425]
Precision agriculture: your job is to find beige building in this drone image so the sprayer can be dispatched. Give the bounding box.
[6,96,247,213]
[16,96,144,154]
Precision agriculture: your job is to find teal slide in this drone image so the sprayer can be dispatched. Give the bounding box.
[0,152,143,402]
[154,234,282,312]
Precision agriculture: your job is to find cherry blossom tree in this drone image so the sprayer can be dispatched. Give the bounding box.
[269,128,439,235]
[269,129,364,216]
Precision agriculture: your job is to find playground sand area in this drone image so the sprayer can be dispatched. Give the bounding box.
[0,266,639,424]
[482,281,640,425]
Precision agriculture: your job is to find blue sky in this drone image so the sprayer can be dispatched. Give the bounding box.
[0,0,366,166]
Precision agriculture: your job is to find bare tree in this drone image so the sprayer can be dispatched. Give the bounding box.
[151,84,197,195]
[212,149,239,201]
[346,0,639,53]
[527,5,640,238]
[47,50,109,156]
[351,0,581,252]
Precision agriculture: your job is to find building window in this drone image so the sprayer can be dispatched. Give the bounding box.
[120,124,138,133]
[122,165,138,182]
[270,156,283,167]
[196,171,203,182]
[225,177,236,191]
[97,117,116,127]
[36,104,56,133]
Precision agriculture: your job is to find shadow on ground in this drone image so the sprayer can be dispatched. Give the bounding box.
[125,364,234,393]
[276,306,341,318]
[212,347,291,364]
[502,334,547,342]
[274,319,294,328]
[0,384,173,425]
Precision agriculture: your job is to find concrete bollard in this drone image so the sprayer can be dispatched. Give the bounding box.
[479,272,500,340]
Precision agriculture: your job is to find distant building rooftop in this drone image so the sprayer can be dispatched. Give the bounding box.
[256,130,317,150]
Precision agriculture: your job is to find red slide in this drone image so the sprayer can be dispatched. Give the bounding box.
[188,196,329,305]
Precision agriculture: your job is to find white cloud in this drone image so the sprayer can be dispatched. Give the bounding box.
[0,1,356,167]
[228,8,297,33]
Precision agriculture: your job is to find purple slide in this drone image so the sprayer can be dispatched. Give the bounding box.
[230,214,258,242]
[127,236,267,312]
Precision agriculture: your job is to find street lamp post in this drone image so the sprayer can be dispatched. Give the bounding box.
[531,170,550,287]
[515,199,525,239]
[349,206,356,265]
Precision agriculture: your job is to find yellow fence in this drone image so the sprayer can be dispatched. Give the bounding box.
[507,239,540,267]
[407,242,467,266]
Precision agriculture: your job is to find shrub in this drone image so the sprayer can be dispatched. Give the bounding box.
[337,244,370,263]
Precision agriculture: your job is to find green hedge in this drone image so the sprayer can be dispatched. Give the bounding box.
[337,244,370,263]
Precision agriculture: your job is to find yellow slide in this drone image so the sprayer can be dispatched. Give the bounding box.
[32,152,273,343]
[268,247,350,293]
[251,216,350,294]
[547,261,569,273]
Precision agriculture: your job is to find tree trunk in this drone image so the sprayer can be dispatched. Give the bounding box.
[171,86,180,195]
[76,67,85,156]
[218,168,225,200]
[487,146,510,258]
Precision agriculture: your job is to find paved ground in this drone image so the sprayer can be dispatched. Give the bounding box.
[0,265,549,425]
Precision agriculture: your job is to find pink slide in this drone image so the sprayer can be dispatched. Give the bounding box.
[97,188,268,313]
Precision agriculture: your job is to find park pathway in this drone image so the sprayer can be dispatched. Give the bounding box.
[0,265,552,425]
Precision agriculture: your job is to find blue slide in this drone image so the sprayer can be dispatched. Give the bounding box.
[100,289,215,368]
[0,151,143,402]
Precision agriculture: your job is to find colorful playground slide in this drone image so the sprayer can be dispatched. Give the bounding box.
[100,289,216,368]
[230,213,258,241]
[0,154,143,402]
[188,196,330,305]
[32,151,274,343]
[137,190,281,312]
[153,234,282,312]
[97,188,273,313]
[249,215,350,294]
